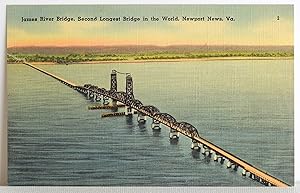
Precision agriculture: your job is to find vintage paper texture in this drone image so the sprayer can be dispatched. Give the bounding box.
[6,5,294,186]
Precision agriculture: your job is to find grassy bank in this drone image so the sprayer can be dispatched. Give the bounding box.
[7,51,294,64]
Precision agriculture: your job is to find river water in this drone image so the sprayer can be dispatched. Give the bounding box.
[7,59,294,186]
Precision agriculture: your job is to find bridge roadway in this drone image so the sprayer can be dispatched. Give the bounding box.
[7,54,76,87]
[12,56,289,187]
[24,62,77,88]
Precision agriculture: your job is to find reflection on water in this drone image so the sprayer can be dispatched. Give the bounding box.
[152,130,161,137]
[125,116,134,126]
[170,138,179,145]
[7,59,293,186]
[138,123,147,131]
[191,150,200,159]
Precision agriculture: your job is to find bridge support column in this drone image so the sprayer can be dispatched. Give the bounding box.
[110,70,118,106]
[255,176,260,181]
[261,179,269,186]
[253,175,259,181]
[201,146,206,154]
[242,168,247,176]
[93,93,101,102]
[227,160,232,168]
[208,150,214,157]
[103,96,109,105]
[201,146,211,156]
[125,106,133,116]
[87,90,90,99]
[97,94,102,102]
[137,113,146,123]
[231,164,238,171]
[205,149,211,157]
[151,119,161,130]
[191,140,200,150]
[213,154,219,161]
[220,157,225,164]
[217,157,224,164]
[169,128,179,139]
[213,154,224,162]
[88,91,94,100]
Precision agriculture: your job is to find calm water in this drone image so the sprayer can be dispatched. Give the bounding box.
[7,60,294,186]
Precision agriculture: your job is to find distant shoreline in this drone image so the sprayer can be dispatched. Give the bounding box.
[7,56,294,65]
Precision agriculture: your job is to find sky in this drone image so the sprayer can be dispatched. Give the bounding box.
[6,5,294,47]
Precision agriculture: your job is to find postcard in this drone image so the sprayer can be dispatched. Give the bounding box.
[6,5,294,186]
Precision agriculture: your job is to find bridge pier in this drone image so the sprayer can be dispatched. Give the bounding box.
[259,177,268,185]
[89,92,95,100]
[201,146,206,154]
[208,150,214,157]
[94,95,99,102]
[254,175,260,182]
[125,106,133,116]
[169,128,179,139]
[87,90,90,99]
[201,146,211,156]
[226,160,232,168]
[191,139,200,150]
[151,119,161,130]
[220,157,225,164]
[231,164,238,171]
[93,93,101,102]
[213,154,219,161]
[261,179,269,186]
[214,154,224,162]
[137,113,146,123]
[249,173,253,179]
[249,173,256,180]
[242,168,247,176]
[103,96,109,105]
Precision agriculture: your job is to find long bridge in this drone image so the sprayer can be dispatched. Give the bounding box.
[8,54,290,187]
